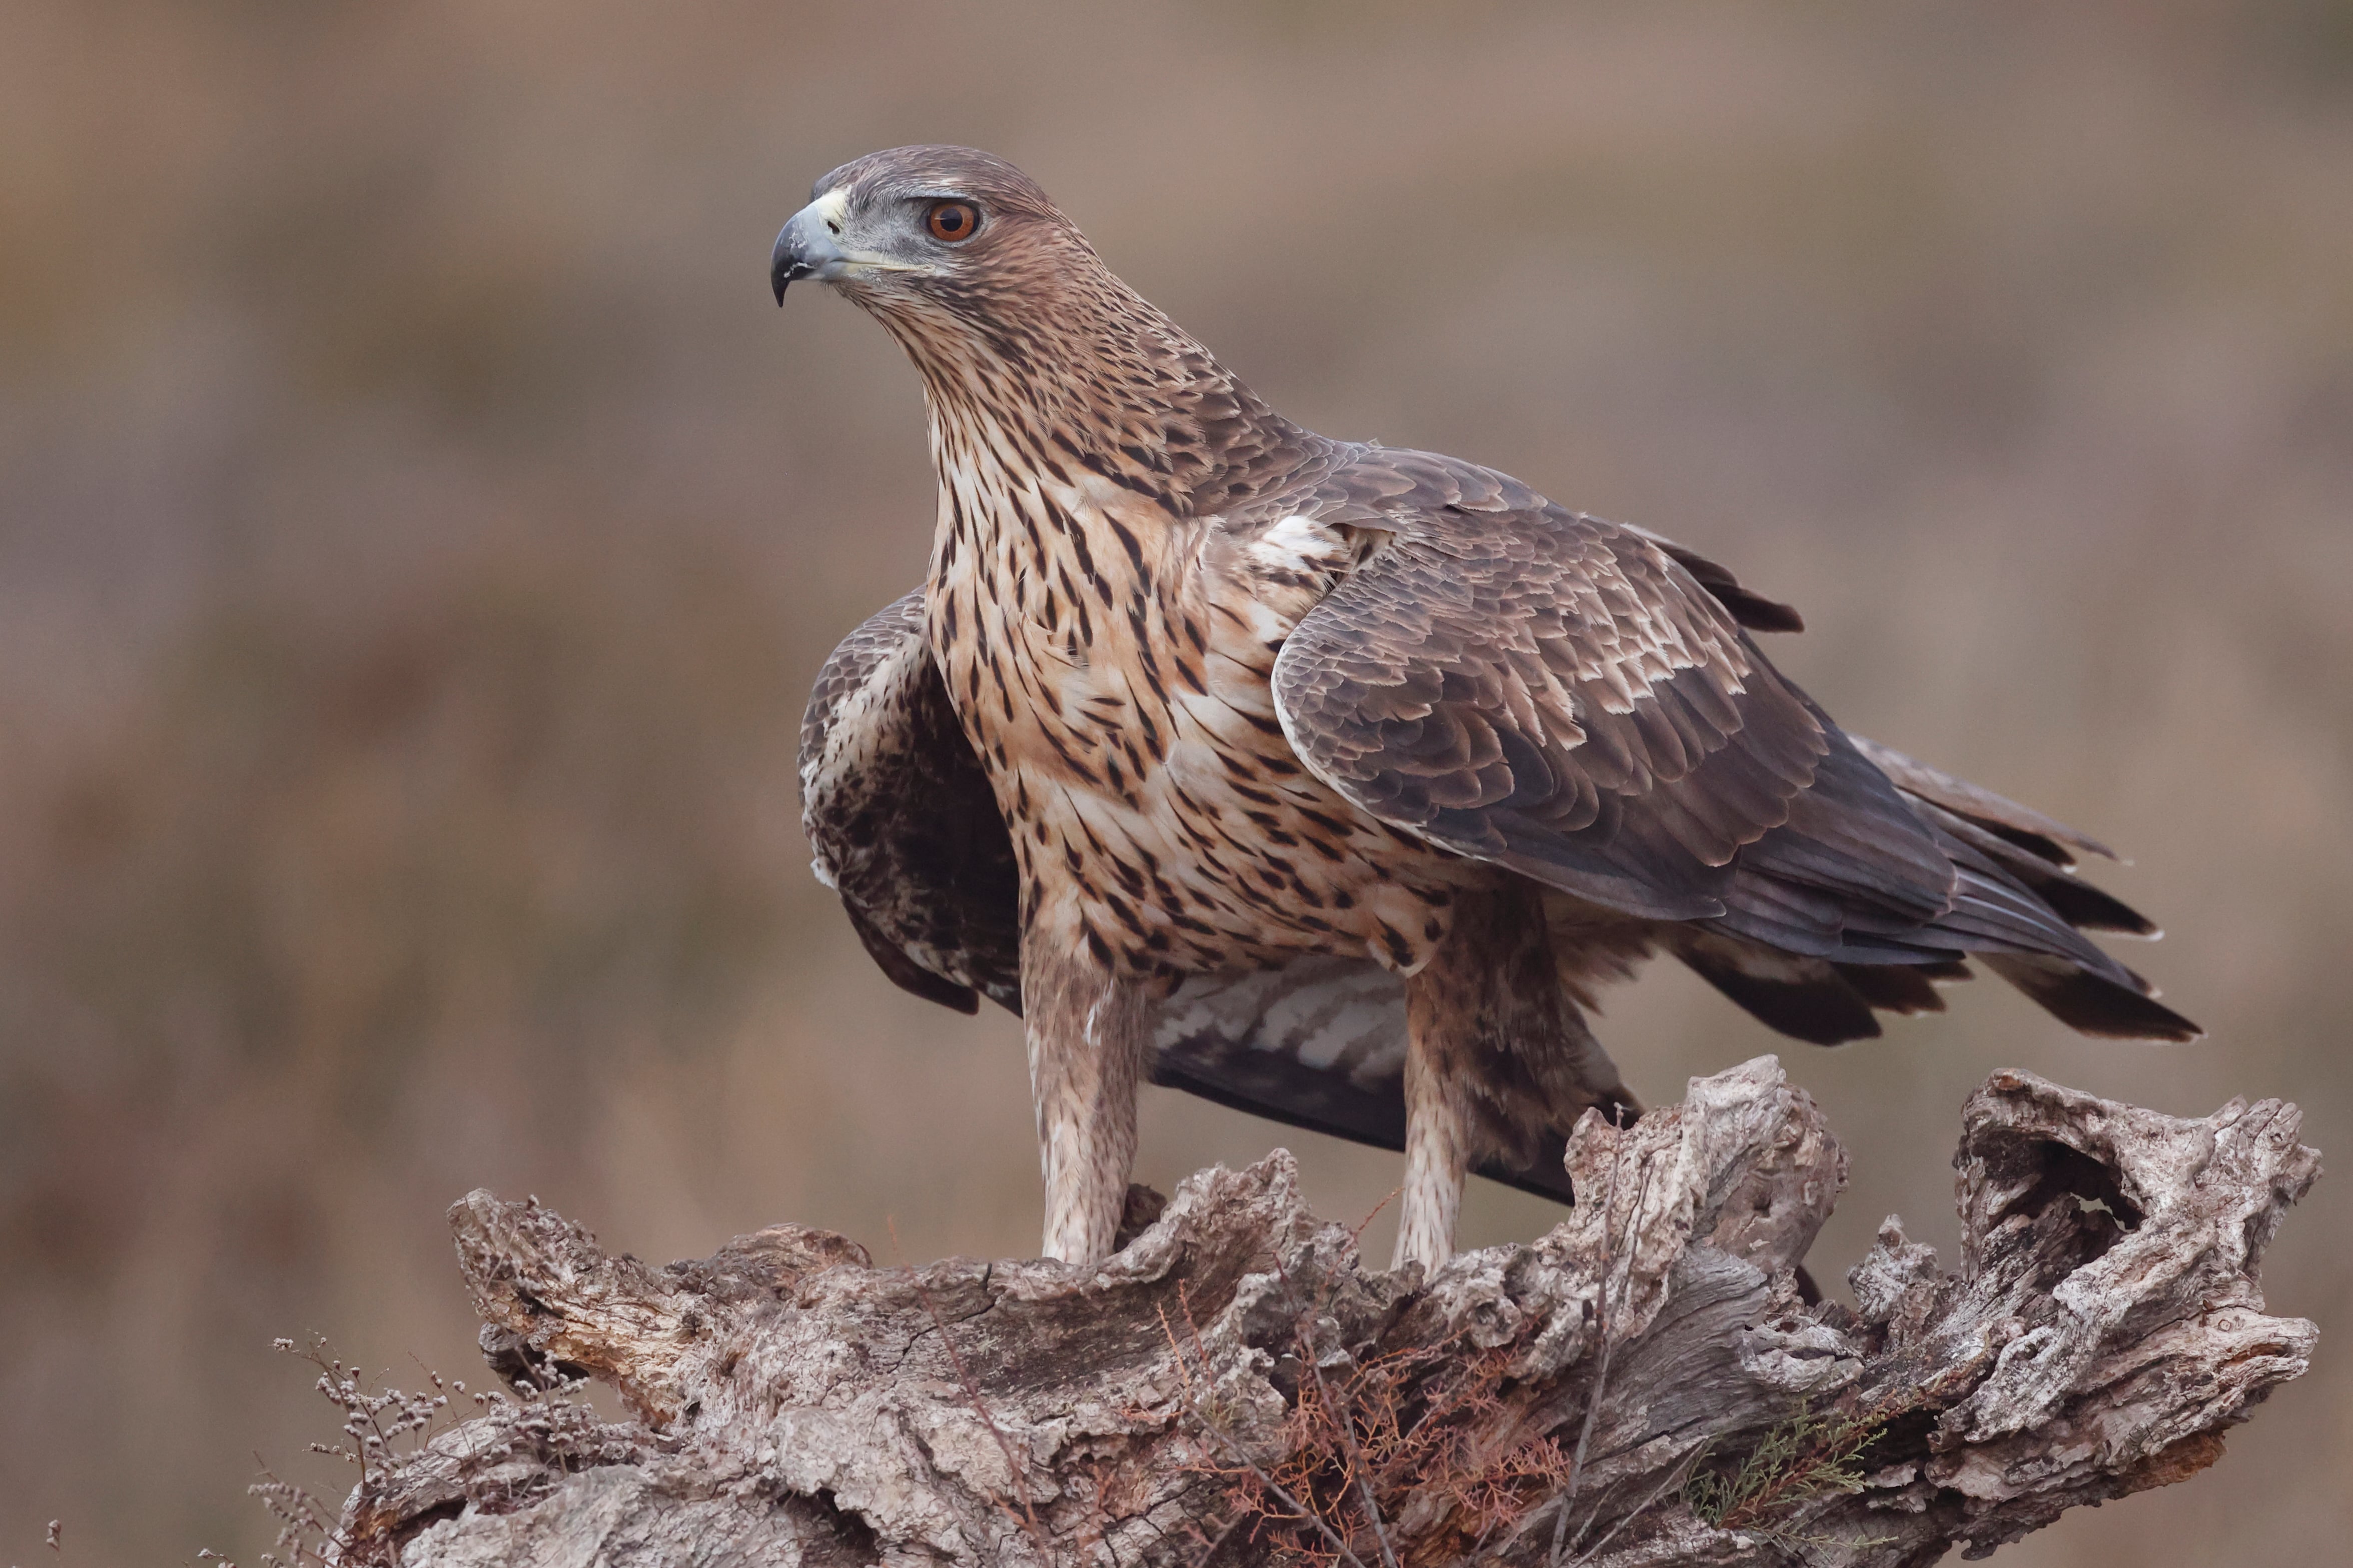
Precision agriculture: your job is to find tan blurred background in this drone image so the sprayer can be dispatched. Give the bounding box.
[2,1,2348,1560]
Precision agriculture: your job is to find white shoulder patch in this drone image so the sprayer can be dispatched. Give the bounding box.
[1245,512,1344,573]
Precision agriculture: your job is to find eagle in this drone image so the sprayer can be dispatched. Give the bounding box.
[773,146,2196,1271]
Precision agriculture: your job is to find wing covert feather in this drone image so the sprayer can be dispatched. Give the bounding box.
[1270,452,1834,920]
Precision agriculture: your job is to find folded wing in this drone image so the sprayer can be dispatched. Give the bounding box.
[799,591,1023,1014]
[1271,449,1960,939]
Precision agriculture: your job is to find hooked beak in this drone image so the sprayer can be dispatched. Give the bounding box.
[770,199,847,305]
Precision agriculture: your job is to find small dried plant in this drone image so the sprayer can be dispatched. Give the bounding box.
[1168,1281,1579,1565]
[1172,1124,1663,1566]
[1682,1401,1890,1549]
[198,1334,585,1568]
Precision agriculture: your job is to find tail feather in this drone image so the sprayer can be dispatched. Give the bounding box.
[1832,960,1958,1015]
[1672,930,1884,1045]
[1683,738,2199,1046]
[1982,954,2202,1041]
[1909,799,2159,936]
[1847,734,2117,867]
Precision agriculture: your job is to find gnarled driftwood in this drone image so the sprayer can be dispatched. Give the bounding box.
[325,1057,2317,1565]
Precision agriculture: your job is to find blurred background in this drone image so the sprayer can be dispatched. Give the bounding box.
[2,1,2348,1561]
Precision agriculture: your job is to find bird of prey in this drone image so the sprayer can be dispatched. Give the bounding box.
[774,146,2196,1271]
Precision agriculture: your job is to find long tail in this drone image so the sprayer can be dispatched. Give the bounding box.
[1673,735,2199,1045]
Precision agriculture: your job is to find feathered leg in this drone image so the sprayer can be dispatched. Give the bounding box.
[1020,928,1152,1264]
[1395,1016,1470,1271]
[1398,879,1632,1272]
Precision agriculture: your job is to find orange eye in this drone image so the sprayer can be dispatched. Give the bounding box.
[926,201,980,243]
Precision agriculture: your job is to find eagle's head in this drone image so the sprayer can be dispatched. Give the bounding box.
[771,146,1106,338]
[773,145,1297,509]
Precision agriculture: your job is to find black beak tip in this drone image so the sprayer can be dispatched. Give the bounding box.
[770,225,795,307]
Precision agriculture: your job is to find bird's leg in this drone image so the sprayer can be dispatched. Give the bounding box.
[1397,887,1495,1273]
[1397,879,1617,1273]
[1395,1015,1470,1273]
[1019,928,1153,1265]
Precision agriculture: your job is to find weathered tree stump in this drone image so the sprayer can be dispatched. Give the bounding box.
[327,1057,2317,1565]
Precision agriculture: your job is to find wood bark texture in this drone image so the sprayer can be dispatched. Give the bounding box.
[332,1057,2318,1567]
